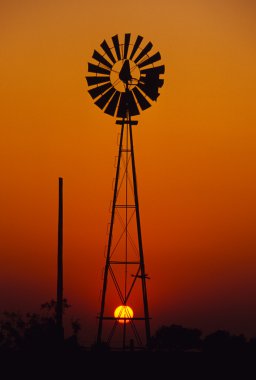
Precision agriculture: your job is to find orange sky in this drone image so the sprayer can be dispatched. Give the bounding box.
[1,0,256,345]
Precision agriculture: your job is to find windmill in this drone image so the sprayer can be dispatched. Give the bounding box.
[86,34,164,350]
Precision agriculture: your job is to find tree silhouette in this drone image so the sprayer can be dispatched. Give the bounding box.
[151,324,202,352]
[203,330,247,353]
[0,299,81,353]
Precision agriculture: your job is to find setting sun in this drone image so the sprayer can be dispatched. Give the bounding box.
[114,305,134,324]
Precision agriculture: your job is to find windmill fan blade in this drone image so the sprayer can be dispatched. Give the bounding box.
[86,76,110,86]
[117,93,128,118]
[105,91,121,116]
[138,82,159,101]
[140,75,164,88]
[101,40,116,64]
[117,92,140,118]
[123,33,131,59]
[88,82,112,99]
[95,87,116,109]
[112,35,121,61]
[129,35,143,60]
[138,52,161,68]
[134,42,153,64]
[139,62,164,101]
[92,50,112,69]
[132,87,151,110]
[140,65,165,75]
[126,91,140,116]
[88,63,111,75]
[140,71,164,88]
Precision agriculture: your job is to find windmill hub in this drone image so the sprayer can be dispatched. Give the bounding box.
[110,59,140,93]
[119,59,132,84]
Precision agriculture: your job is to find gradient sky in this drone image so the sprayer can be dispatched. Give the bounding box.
[1,0,256,345]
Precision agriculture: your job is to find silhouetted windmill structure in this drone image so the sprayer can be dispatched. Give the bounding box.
[86,34,164,350]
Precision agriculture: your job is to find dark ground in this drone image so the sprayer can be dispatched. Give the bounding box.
[1,350,256,379]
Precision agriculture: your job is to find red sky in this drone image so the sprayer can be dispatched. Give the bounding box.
[0,0,256,345]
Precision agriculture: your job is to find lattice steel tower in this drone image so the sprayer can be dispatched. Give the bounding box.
[86,34,164,349]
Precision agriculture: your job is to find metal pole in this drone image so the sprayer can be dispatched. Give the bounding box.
[123,320,127,350]
[56,177,64,339]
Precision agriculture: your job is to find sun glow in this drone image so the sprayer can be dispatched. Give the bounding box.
[114,305,134,324]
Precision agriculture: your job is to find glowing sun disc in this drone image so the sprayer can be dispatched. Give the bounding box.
[114,305,134,324]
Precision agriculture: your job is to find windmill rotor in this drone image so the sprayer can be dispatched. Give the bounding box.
[86,34,165,118]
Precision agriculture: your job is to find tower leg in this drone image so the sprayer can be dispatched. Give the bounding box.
[128,118,151,347]
[97,123,125,345]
